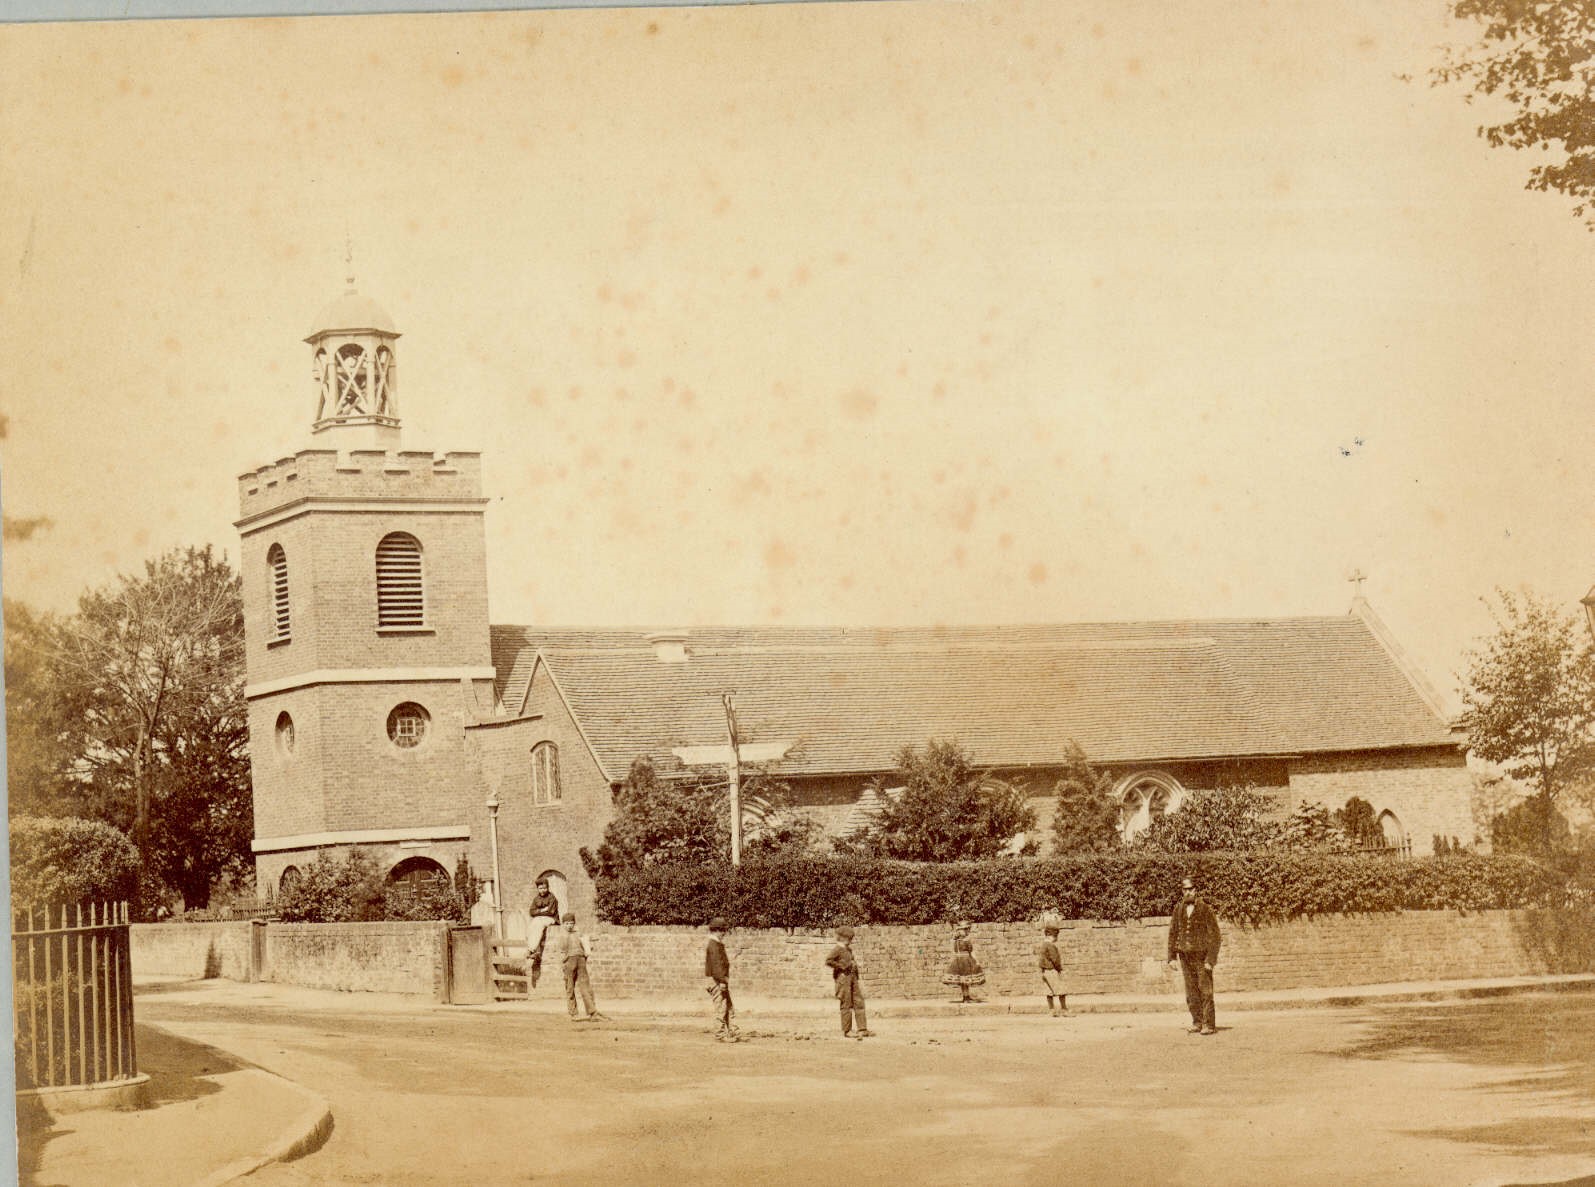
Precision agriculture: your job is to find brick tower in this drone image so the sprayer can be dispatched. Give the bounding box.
[237,277,495,897]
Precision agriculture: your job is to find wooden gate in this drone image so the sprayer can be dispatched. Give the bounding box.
[12,902,137,1090]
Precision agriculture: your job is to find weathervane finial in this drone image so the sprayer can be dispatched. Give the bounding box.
[344,230,355,292]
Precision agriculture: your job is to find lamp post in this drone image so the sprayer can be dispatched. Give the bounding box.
[1582,586,1595,644]
[486,790,504,940]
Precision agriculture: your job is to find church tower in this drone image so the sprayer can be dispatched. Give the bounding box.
[237,277,495,897]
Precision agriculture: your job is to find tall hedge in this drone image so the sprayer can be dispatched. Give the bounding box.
[593,852,1565,928]
[10,816,142,909]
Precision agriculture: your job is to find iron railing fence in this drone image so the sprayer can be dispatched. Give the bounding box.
[12,902,136,1090]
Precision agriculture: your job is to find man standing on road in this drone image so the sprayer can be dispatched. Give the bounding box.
[705,917,740,1042]
[1166,877,1221,1036]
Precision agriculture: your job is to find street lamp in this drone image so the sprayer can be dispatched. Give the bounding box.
[486,790,504,940]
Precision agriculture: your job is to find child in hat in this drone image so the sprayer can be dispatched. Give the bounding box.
[1038,920,1068,1017]
[824,926,872,1040]
[942,921,985,1002]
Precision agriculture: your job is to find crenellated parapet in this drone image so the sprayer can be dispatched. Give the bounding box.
[237,448,484,522]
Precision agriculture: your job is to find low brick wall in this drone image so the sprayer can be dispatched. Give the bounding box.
[131,922,254,981]
[262,922,448,1000]
[586,908,1595,1000]
[132,920,448,1000]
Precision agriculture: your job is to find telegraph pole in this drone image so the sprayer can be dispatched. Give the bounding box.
[723,692,742,867]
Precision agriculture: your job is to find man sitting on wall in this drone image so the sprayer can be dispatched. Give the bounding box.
[1166,876,1222,1036]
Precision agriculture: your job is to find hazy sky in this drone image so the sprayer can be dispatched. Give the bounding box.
[3,0,1593,713]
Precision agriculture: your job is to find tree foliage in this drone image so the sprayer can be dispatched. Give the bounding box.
[275,850,387,923]
[1460,589,1595,824]
[1491,792,1572,857]
[1433,1,1595,228]
[850,739,1036,862]
[1334,796,1385,848]
[1049,741,1121,854]
[579,755,802,878]
[1133,786,1283,853]
[7,546,252,907]
[10,816,141,909]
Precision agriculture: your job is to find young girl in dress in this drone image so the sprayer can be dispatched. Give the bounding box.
[943,921,985,1002]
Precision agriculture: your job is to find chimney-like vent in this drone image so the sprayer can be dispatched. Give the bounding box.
[646,631,690,663]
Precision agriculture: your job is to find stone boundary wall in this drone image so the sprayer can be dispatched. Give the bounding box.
[131,921,254,982]
[586,908,1595,1000]
[258,922,448,999]
[132,920,448,1000]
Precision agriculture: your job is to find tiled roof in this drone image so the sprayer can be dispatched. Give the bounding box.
[487,614,1456,783]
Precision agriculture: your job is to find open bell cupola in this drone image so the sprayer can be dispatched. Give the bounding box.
[306,260,402,449]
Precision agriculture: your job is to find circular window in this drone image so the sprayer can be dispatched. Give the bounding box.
[387,702,430,749]
[275,711,296,755]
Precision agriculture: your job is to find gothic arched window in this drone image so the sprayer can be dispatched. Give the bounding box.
[375,533,424,627]
[267,543,290,642]
[531,742,561,806]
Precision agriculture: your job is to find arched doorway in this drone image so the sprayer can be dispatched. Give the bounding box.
[387,856,451,903]
[278,865,302,897]
[1114,772,1185,842]
[1378,810,1407,854]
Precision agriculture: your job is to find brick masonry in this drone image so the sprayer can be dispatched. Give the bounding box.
[584,908,1595,1000]
[132,920,448,1000]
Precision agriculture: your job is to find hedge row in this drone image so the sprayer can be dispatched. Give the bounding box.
[594,852,1566,928]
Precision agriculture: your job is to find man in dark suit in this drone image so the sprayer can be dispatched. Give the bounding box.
[1166,876,1222,1035]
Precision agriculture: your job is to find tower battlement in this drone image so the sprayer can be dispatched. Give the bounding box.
[237,448,483,523]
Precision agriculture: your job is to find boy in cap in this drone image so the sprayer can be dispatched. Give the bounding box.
[1166,876,1222,1035]
[1038,921,1068,1017]
[705,917,740,1042]
[824,926,872,1040]
[549,912,609,1022]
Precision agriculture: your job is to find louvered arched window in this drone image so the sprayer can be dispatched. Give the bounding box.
[375,533,425,627]
[267,544,291,642]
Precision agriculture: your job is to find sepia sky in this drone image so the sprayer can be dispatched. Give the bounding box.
[3,0,1594,713]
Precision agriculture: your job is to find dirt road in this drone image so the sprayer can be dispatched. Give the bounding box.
[138,991,1595,1186]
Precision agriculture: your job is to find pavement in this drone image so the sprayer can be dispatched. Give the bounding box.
[18,970,1595,1187]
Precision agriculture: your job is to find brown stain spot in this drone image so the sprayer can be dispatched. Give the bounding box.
[163,336,182,354]
[1271,172,1292,195]
[1427,505,1447,527]
[1355,35,1376,52]
[747,265,762,281]
[951,492,977,532]
[931,381,947,401]
[568,385,583,401]
[117,77,134,94]
[212,421,228,439]
[736,472,771,499]
[764,538,795,570]
[1028,563,1048,585]
[714,195,732,216]
[646,21,659,35]
[838,574,855,591]
[952,545,967,568]
[1091,23,1106,38]
[998,533,1013,550]
[133,528,151,548]
[441,65,466,88]
[1126,58,1142,75]
[597,284,613,303]
[617,350,636,368]
[840,389,878,420]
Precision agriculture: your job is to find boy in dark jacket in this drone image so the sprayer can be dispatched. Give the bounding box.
[705,917,740,1042]
[1166,877,1222,1035]
[824,926,872,1040]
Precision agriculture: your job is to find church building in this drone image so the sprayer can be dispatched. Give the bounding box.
[238,284,1476,928]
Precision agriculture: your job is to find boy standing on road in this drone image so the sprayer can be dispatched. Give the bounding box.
[1166,877,1222,1035]
[549,913,609,1023]
[824,927,872,1040]
[705,917,740,1042]
[1038,924,1068,1017]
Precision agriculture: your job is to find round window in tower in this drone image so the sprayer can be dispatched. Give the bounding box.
[387,702,431,750]
[275,711,296,756]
